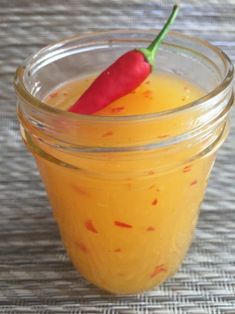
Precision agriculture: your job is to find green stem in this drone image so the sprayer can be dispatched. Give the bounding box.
[138,5,179,66]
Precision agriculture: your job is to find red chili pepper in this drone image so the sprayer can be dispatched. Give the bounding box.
[69,5,179,114]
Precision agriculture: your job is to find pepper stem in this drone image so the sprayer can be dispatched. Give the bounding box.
[138,5,179,66]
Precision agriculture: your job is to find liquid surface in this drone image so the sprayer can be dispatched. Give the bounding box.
[30,72,215,294]
[45,72,204,115]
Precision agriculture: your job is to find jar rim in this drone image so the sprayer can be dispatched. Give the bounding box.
[14,29,234,122]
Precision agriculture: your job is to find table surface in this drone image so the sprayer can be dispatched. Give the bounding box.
[0,0,235,313]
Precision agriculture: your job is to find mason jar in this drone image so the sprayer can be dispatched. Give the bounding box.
[14,30,234,294]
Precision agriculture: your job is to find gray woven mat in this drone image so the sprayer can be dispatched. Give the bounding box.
[0,0,235,313]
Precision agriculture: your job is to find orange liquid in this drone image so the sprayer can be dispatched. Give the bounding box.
[32,73,215,294]
[46,72,204,115]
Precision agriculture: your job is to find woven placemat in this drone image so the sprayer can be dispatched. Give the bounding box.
[0,0,235,313]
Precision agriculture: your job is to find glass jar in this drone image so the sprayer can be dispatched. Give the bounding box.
[14,30,234,294]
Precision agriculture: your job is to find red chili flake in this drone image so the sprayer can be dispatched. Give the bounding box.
[72,185,89,196]
[127,183,132,191]
[102,131,113,137]
[152,198,158,206]
[143,90,152,98]
[114,248,122,253]
[114,221,133,229]
[85,219,98,233]
[190,180,198,186]
[157,134,169,139]
[125,177,132,190]
[148,185,160,192]
[150,264,167,278]
[183,165,192,173]
[111,106,124,113]
[148,170,155,175]
[49,92,58,98]
[76,241,88,253]
[147,226,156,231]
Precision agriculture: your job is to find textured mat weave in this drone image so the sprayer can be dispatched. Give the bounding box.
[0,0,235,313]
